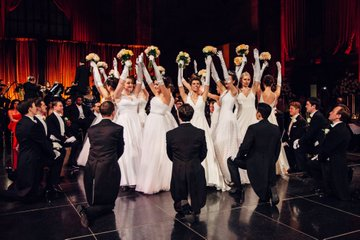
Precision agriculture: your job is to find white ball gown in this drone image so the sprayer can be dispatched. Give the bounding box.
[259,94,289,175]
[213,91,240,185]
[77,111,103,166]
[114,96,143,186]
[236,91,259,184]
[187,94,227,190]
[136,96,175,194]
[138,95,148,128]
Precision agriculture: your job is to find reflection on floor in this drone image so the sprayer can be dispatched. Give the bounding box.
[1,157,360,240]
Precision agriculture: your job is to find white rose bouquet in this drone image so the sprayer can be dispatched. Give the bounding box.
[176,51,191,68]
[158,66,166,76]
[235,44,249,56]
[117,49,134,65]
[233,56,243,66]
[96,61,108,69]
[202,46,217,56]
[85,53,100,62]
[144,45,161,58]
[259,52,271,61]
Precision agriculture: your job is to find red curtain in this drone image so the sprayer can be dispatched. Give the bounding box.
[15,38,37,84]
[0,0,22,37]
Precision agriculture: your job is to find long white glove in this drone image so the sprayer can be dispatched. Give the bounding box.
[253,49,260,83]
[113,58,120,79]
[120,64,129,81]
[276,61,282,87]
[50,134,60,142]
[64,136,76,144]
[52,141,62,150]
[235,54,247,85]
[204,56,212,86]
[217,51,230,82]
[259,60,268,82]
[141,62,153,85]
[193,60,198,74]
[150,56,164,85]
[177,65,184,87]
[90,61,103,87]
[211,62,221,83]
[135,57,143,85]
[99,68,108,80]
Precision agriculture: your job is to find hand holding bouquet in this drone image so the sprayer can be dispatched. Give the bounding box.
[176,51,191,68]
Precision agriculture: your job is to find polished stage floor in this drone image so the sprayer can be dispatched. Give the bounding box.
[1,154,360,240]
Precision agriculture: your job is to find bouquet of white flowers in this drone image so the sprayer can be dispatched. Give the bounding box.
[85,53,100,62]
[259,52,271,61]
[176,51,191,68]
[117,49,134,65]
[158,66,166,76]
[96,61,108,69]
[202,46,217,56]
[198,69,206,77]
[144,45,160,58]
[235,44,249,56]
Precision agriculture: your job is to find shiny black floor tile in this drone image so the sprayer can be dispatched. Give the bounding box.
[178,206,313,240]
[304,195,360,216]
[327,230,360,240]
[92,220,205,240]
[0,205,91,240]
[253,197,360,239]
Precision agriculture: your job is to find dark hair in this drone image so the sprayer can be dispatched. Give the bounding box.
[105,76,119,90]
[178,103,194,122]
[263,74,274,87]
[35,98,44,108]
[257,102,272,119]
[190,77,202,85]
[9,99,20,110]
[17,99,35,115]
[52,100,63,107]
[228,71,238,86]
[307,97,321,110]
[289,101,301,111]
[336,104,351,123]
[100,101,115,116]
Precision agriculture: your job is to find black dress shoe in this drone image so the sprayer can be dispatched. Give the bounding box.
[76,205,89,228]
[270,186,279,205]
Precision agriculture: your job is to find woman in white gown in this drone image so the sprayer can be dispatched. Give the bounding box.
[211,51,240,187]
[136,55,175,194]
[138,83,149,128]
[258,61,289,175]
[177,56,227,190]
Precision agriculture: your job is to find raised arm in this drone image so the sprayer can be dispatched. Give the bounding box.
[177,62,187,103]
[133,56,143,96]
[90,61,109,99]
[274,61,282,98]
[210,62,226,93]
[113,58,120,79]
[141,61,157,96]
[113,60,130,99]
[253,49,262,96]
[217,51,237,96]
[235,54,247,89]
[150,55,170,104]
[202,56,212,100]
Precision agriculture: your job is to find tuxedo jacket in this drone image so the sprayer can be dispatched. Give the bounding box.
[283,114,307,145]
[46,113,72,144]
[84,119,124,204]
[234,119,281,200]
[299,111,328,154]
[23,82,40,100]
[319,122,351,200]
[65,103,95,128]
[74,65,90,94]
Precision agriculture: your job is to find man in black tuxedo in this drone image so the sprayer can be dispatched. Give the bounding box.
[74,60,90,96]
[166,103,207,220]
[46,100,77,192]
[77,101,124,227]
[282,101,308,173]
[294,97,328,178]
[1,99,55,202]
[319,104,352,200]
[23,76,41,100]
[227,103,281,205]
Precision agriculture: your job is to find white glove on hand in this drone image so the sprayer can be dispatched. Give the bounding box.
[99,68,105,75]
[53,150,61,159]
[178,60,185,68]
[242,54,248,64]
[149,55,155,61]
[139,53,144,63]
[194,60,198,73]
[293,139,300,149]
[65,136,76,144]
[90,61,97,68]
[217,50,224,60]
[282,142,289,147]
[52,142,62,150]
[113,58,118,68]
[125,60,132,67]
[50,135,60,142]
[310,154,319,161]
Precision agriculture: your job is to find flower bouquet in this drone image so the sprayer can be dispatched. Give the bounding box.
[144,45,161,58]
[117,49,134,66]
[198,69,206,78]
[259,52,271,61]
[96,61,108,69]
[85,53,100,62]
[233,57,243,66]
[158,66,166,76]
[235,44,249,56]
[176,51,191,68]
[202,46,217,56]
